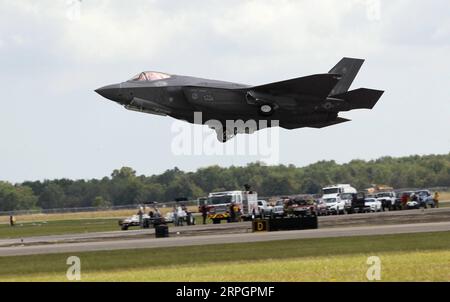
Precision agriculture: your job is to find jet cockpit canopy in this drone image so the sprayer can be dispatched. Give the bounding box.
[129,71,171,82]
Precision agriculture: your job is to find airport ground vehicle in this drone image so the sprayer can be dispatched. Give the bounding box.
[365,198,382,212]
[164,211,196,226]
[284,196,317,217]
[376,191,399,211]
[406,190,435,209]
[395,191,414,208]
[322,184,357,214]
[270,199,286,218]
[323,197,345,214]
[118,214,165,230]
[415,190,435,208]
[345,192,371,214]
[163,212,174,223]
[119,214,147,230]
[316,199,328,216]
[257,200,272,217]
[206,190,258,223]
[340,193,354,214]
[406,200,421,209]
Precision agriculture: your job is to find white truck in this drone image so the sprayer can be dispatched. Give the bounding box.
[206,190,258,223]
[375,191,398,211]
[256,200,273,218]
[322,184,357,215]
[272,200,286,217]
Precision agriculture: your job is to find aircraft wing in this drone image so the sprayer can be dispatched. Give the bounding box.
[251,73,341,99]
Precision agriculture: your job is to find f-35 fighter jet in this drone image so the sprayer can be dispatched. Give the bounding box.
[95,58,383,142]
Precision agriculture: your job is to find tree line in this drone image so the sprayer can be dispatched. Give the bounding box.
[1,153,449,212]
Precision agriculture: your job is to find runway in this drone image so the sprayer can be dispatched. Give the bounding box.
[1,221,449,257]
[1,207,449,248]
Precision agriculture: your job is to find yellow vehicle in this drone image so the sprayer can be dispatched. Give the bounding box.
[207,190,258,224]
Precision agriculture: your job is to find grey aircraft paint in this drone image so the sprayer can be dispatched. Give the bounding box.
[95,58,384,142]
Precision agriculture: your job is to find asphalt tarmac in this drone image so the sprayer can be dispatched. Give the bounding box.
[0,221,449,257]
[1,207,449,247]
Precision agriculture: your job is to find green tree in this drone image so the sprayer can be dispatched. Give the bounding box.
[38,183,66,209]
[0,182,38,212]
[5,153,450,209]
[92,196,112,209]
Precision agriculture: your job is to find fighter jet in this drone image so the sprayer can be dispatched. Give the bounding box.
[95,58,384,142]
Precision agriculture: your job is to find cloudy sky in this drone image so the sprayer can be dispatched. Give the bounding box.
[0,0,449,182]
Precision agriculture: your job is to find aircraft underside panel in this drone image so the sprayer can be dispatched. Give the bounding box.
[124,97,171,116]
[182,87,247,112]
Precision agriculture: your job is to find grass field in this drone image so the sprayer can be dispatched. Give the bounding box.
[439,191,450,201]
[0,218,120,239]
[0,210,137,224]
[0,232,449,281]
[439,200,450,208]
[0,206,199,225]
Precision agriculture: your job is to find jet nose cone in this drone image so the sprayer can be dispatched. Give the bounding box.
[95,84,122,102]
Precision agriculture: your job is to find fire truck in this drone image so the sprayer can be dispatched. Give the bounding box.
[206,190,258,224]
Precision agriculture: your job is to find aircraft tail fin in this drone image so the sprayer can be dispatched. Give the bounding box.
[333,88,384,110]
[329,58,365,95]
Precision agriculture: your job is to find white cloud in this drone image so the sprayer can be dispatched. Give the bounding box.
[11,34,25,45]
[0,0,383,64]
[59,2,184,61]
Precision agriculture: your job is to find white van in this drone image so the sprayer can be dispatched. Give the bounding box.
[322,184,357,214]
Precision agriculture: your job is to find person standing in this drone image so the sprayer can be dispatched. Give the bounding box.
[434,192,440,208]
[234,204,242,222]
[401,193,408,210]
[177,205,185,226]
[154,207,161,218]
[229,203,236,223]
[137,207,144,228]
[201,204,208,225]
[9,215,16,227]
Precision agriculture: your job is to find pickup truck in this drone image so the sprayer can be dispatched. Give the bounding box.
[270,199,286,218]
[256,200,272,218]
[375,191,399,211]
